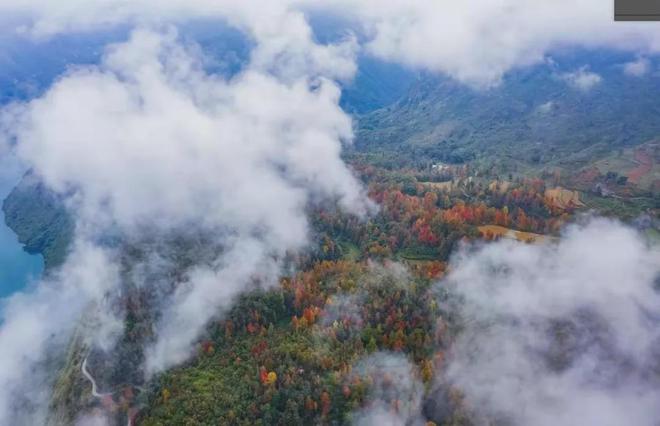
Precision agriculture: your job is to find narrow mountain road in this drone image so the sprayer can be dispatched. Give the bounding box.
[81,357,134,426]
[81,357,111,398]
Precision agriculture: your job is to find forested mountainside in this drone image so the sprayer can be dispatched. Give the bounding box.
[2,174,72,270]
[339,55,418,114]
[5,148,658,424]
[355,50,660,181]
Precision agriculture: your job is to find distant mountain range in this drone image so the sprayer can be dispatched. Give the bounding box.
[352,50,660,190]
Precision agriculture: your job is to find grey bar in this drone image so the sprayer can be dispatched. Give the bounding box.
[615,0,660,20]
[616,15,660,20]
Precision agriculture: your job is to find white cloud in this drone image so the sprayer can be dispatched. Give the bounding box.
[312,0,660,87]
[2,1,359,83]
[624,57,650,77]
[537,101,554,114]
[2,0,660,86]
[561,66,602,91]
[0,18,372,422]
[350,352,425,426]
[5,28,371,377]
[10,29,366,233]
[441,219,660,426]
[75,413,111,426]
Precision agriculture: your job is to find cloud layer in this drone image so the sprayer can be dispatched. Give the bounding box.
[0,18,369,423]
[9,26,369,373]
[624,57,651,76]
[443,219,660,426]
[336,0,660,86]
[9,29,365,232]
[3,0,660,86]
[0,241,120,424]
[561,66,603,91]
[350,352,425,426]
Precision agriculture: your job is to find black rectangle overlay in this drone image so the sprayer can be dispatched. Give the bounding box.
[616,0,660,20]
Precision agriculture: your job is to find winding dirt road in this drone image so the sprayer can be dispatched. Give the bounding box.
[81,357,112,398]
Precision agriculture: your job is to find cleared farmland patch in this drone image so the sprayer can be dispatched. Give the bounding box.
[478,225,550,243]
